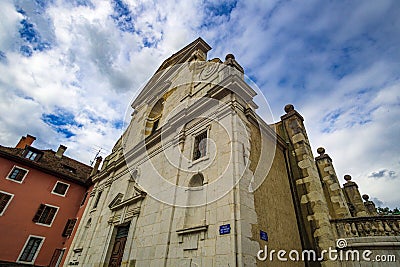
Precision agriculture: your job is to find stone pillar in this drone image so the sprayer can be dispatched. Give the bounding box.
[342,175,367,217]
[362,194,378,216]
[90,156,103,176]
[222,54,244,79]
[315,147,351,219]
[280,104,336,264]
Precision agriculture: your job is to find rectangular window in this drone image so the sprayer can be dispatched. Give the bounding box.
[25,150,39,160]
[49,248,65,267]
[0,191,14,216]
[62,165,76,174]
[193,130,208,160]
[33,204,59,226]
[17,235,44,264]
[7,166,28,183]
[62,218,77,237]
[80,191,88,206]
[52,181,70,196]
[92,191,102,209]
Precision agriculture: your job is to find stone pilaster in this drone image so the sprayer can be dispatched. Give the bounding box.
[342,175,367,217]
[280,104,336,264]
[315,147,351,219]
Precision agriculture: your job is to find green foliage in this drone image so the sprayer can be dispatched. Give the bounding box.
[377,207,400,215]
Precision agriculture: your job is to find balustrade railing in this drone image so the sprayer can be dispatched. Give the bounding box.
[332,216,400,238]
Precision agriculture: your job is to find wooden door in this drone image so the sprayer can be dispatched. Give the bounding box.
[108,225,130,267]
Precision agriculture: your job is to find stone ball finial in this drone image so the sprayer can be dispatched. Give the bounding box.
[317,147,325,155]
[362,194,369,201]
[344,175,352,181]
[225,54,235,60]
[284,104,294,113]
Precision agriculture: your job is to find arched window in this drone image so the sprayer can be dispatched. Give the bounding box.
[78,218,91,248]
[146,99,164,136]
[185,173,206,228]
[189,173,203,187]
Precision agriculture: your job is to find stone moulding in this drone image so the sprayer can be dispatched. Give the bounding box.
[176,225,208,235]
[109,194,145,212]
[176,225,209,244]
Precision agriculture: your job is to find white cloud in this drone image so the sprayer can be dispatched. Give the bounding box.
[306,80,400,208]
[0,0,23,52]
[0,0,399,208]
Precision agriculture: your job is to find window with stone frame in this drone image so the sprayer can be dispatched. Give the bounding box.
[7,166,28,183]
[18,236,44,263]
[184,173,206,228]
[92,191,102,209]
[146,98,164,136]
[78,218,92,248]
[192,130,208,160]
[33,204,58,226]
[0,191,13,216]
[52,181,70,196]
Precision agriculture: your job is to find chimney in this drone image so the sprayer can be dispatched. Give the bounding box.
[16,134,36,148]
[90,156,102,176]
[55,145,67,158]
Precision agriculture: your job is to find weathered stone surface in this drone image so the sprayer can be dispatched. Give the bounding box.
[64,39,399,267]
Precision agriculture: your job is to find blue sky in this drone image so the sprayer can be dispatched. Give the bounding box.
[0,0,399,208]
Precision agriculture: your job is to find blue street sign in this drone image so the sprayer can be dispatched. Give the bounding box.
[260,230,268,241]
[219,224,231,235]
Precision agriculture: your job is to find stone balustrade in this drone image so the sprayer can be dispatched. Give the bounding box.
[332,216,400,238]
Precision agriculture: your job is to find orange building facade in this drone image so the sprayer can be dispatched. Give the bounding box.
[0,135,97,266]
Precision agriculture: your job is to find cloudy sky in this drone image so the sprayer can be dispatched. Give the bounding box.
[0,0,399,208]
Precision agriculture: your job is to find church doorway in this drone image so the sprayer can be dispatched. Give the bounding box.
[108,224,130,267]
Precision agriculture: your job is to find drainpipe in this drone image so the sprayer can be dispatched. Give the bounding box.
[231,95,241,267]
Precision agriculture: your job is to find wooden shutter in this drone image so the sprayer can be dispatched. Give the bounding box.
[16,169,26,181]
[44,207,57,225]
[32,204,45,222]
[0,193,12,213]
[62,218,77,237]
[49,248,64,267]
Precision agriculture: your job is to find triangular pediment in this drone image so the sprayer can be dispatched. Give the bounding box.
[131,38,212,109]
[109,186,146,211]
[156,37,212,73]
[108,193,124,209]
[130,184,146,198]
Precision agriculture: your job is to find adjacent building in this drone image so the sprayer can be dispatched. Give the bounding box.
[64,38,400,266]
[0,135,97,266]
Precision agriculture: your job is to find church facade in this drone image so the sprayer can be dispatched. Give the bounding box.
[64,38,399,267]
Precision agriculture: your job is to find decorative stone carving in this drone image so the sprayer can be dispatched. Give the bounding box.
[334,217,400,237]
[362,194,378,215]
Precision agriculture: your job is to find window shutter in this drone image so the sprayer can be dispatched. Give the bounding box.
[62,218,77,237]
[0,194,11,213]
[32,204,45,222]
[16,169,26,181]
[45,207,57,225]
